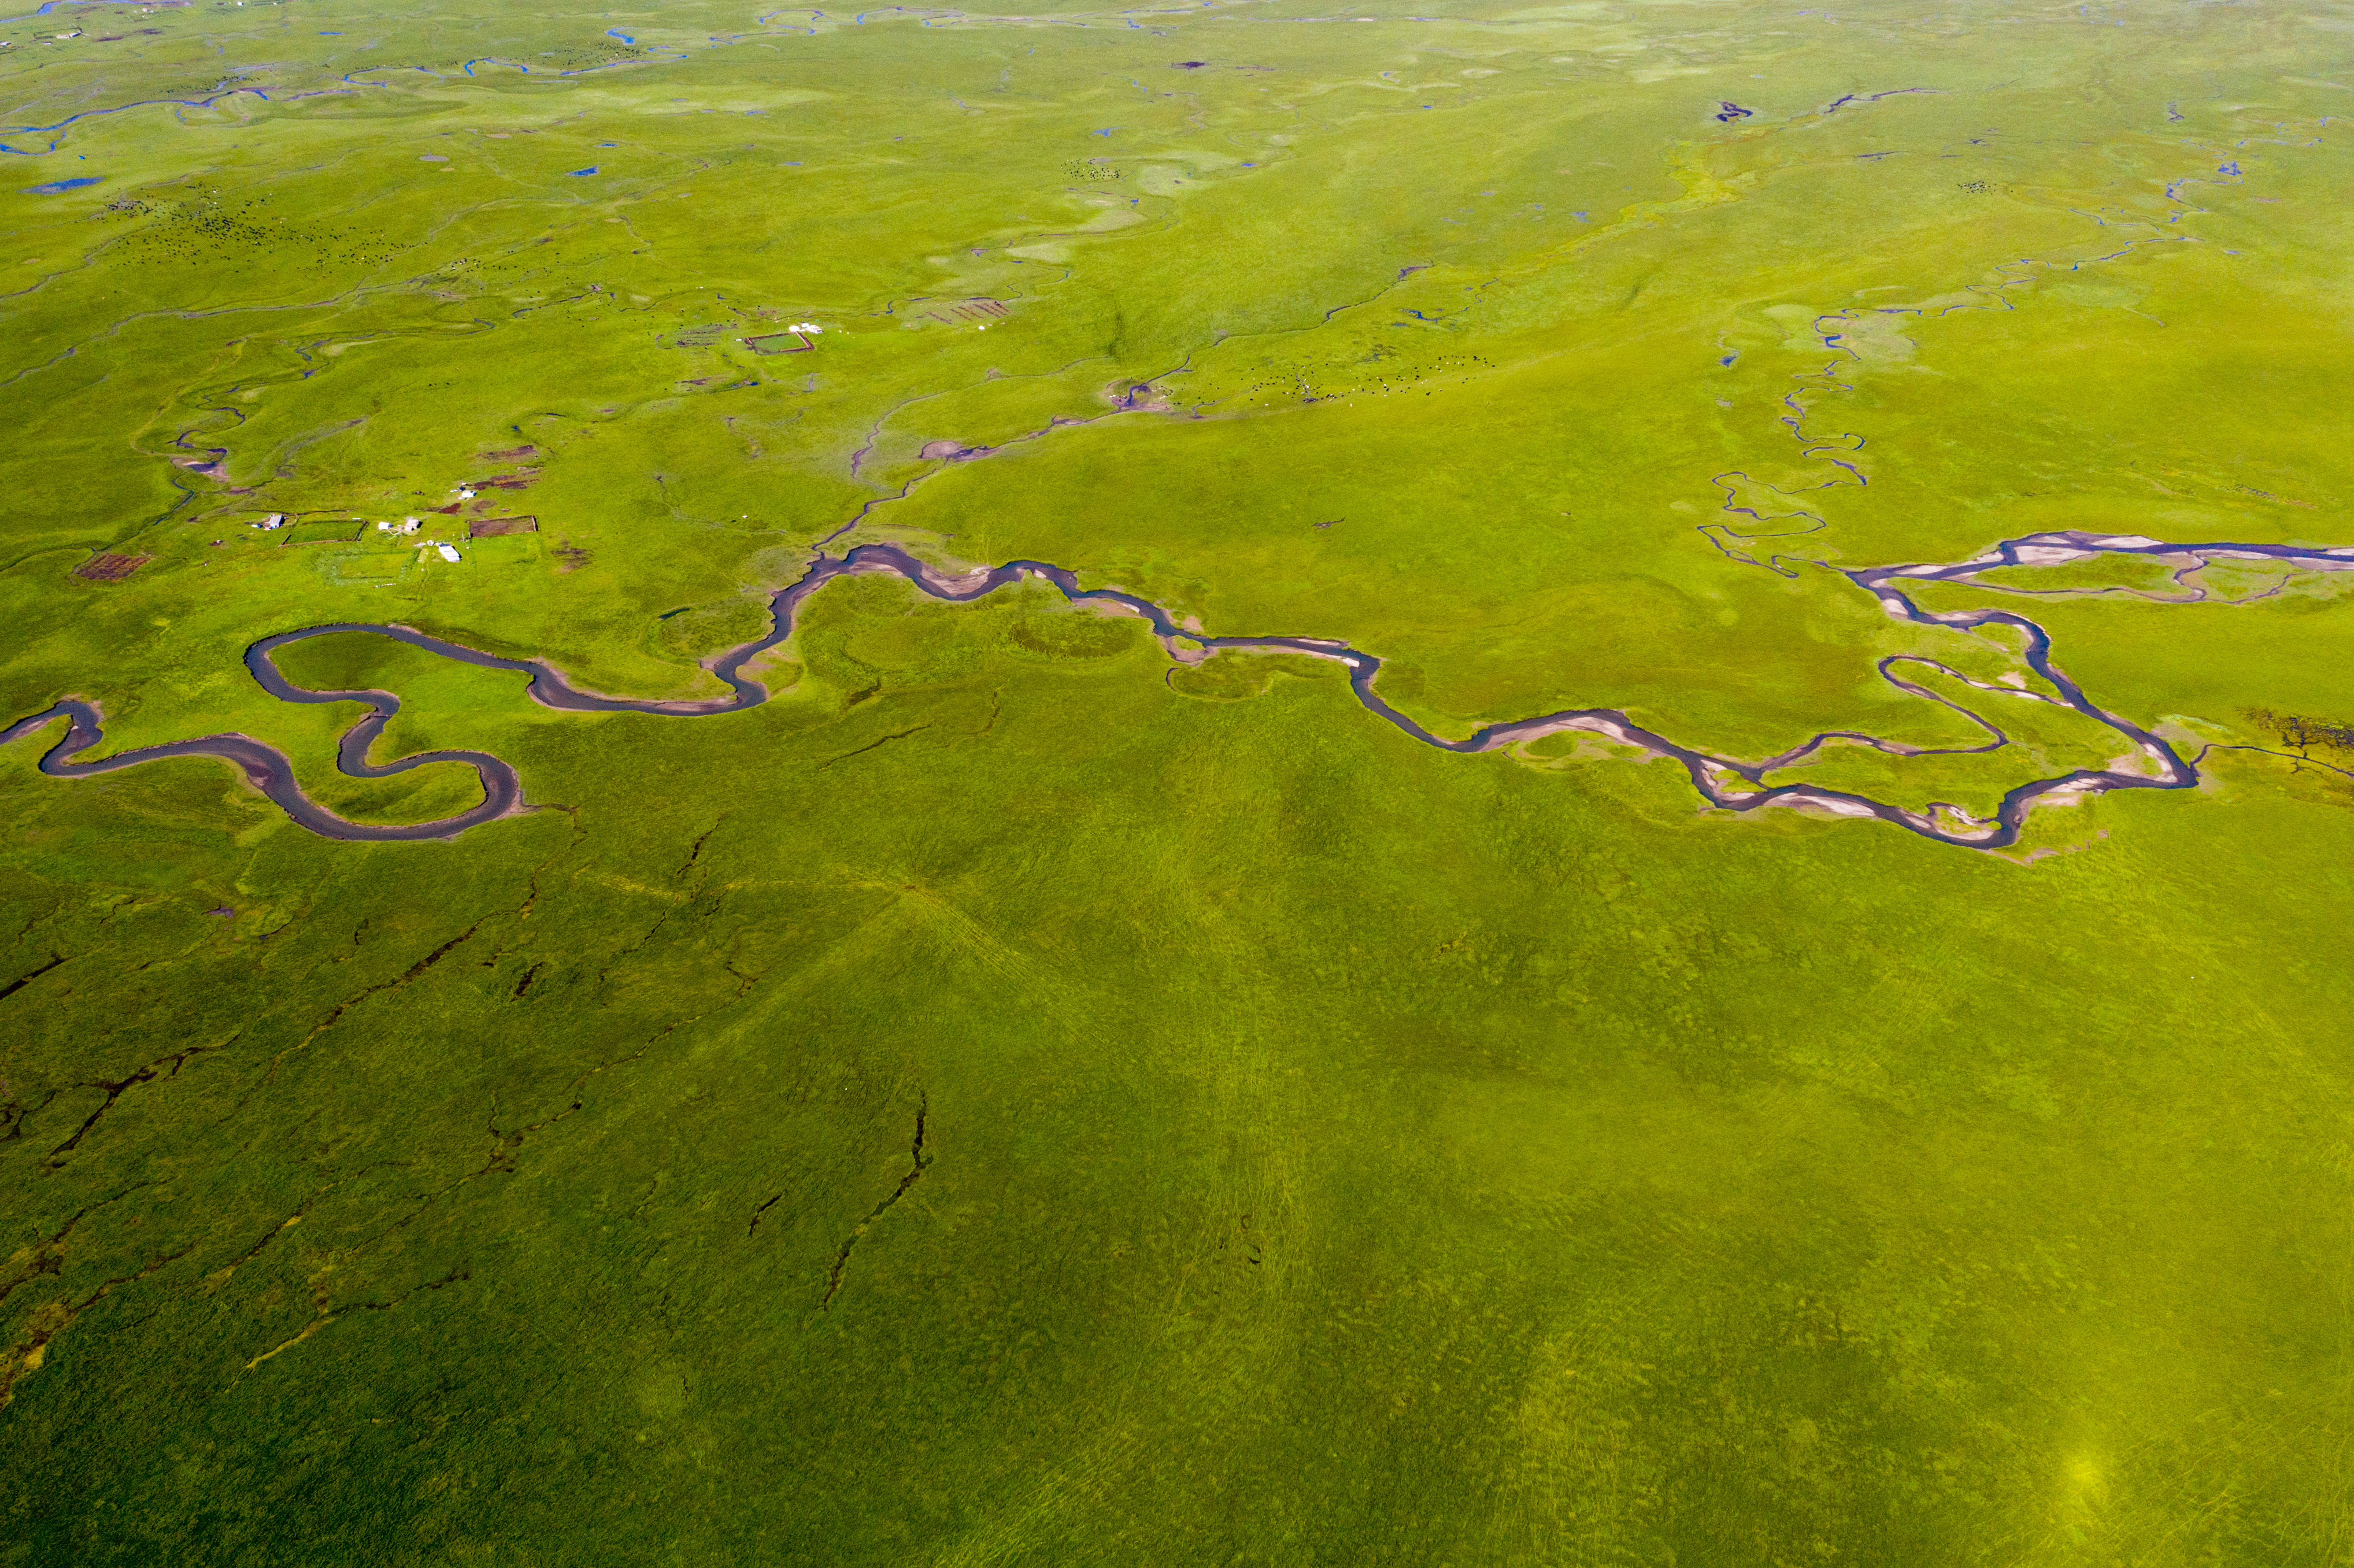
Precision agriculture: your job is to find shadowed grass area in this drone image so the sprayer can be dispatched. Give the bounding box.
[8,581,2354,1562]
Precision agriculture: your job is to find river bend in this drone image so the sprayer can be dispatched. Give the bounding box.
[5,531,2349,851]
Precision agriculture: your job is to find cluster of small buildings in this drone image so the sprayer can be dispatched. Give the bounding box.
[247,513,459,561]
[404,516,460,562]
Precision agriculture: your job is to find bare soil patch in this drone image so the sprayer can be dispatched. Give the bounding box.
[921,298,1009,325]
[73,553,150,581]
[468,515,539,539]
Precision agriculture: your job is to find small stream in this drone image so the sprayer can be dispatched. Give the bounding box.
[6,531,2350,850]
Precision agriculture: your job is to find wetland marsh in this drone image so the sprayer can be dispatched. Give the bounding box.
[5,0,2354,1561]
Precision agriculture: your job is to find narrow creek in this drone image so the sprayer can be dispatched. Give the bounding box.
[5,530,2350,851]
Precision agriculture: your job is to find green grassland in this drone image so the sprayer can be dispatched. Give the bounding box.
[7,0,2354,1561]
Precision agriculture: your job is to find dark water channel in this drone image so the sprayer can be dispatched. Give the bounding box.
[7,533,2350,851]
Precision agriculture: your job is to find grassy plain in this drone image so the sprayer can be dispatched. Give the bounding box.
[5,0,2354,1561]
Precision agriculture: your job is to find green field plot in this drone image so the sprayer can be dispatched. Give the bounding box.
[5,0,2354,1561]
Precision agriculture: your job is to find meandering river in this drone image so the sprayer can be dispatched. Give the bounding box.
[6,530,2349,851]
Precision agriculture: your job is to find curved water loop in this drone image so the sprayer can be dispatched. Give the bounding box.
[7,533,2351,850]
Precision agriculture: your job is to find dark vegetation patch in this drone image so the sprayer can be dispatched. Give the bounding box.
[102,186,401,270]
[1222,345,1499,408]
[534,38,648,70]
[2245,707,2354,755]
